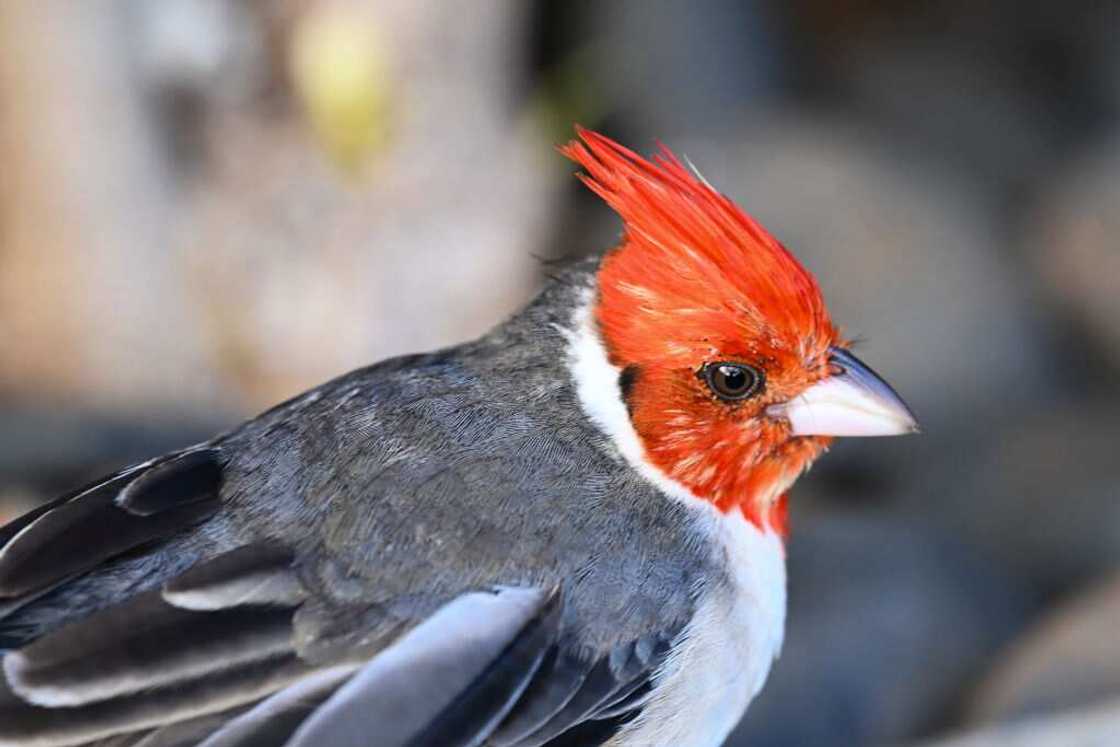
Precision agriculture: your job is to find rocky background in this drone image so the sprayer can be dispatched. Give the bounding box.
[1,1,1118,745]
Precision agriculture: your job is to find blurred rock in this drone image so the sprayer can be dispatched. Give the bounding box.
[815,0,1120,204]
[0,0,558,413]
[135,0,264,104]
[912,698,1120,747]
[592,0,785,139]
[0,1,213,414]
[178,0,563,408]
[1091,7,1120,120]
[726,514,1028,747]
[918,402,1120,595]
[966,573,1120,723]
[0,487,38,528]
[1027,136,1120,374]
[0,405,228,497]
[135,0,266,168]
[840,37,1061,199]
[1059,0,1120,125]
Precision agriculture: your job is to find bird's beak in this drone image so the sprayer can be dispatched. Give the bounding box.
[769,347,919,437]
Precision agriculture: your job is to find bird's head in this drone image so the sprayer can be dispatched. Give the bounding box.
[562,128,917,532]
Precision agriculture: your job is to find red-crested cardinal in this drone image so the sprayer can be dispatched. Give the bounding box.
[0,128,916,747]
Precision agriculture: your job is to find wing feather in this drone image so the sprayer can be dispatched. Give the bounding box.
[162,545,305,610]
[85,707,251,747]
[485,650,590,746]
[3,591,296,707]
[0,434,685,747]
[0,652,316,747]
[0,543,319,746]
[196,666,359,747]
[0,450,222,600]
[513,658,621,747]
[406,588,561,747]
[493,631,674,747]
[286,586,558,747]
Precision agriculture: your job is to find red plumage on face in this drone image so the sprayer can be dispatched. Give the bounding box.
[562,128,839,531]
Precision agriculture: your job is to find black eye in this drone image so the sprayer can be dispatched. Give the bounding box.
[702,362,764,401]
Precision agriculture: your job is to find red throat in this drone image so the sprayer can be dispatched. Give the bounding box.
[562,127,836,532]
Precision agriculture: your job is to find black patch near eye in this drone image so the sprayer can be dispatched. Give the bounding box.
[701,362,764,401]
[618,365,640,412]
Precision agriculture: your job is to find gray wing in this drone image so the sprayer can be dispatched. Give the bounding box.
[0,450,314,745]
[189,586,672,747]
[0,447,680,747]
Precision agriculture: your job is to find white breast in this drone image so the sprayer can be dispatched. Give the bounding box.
[610,507,786,747]
[564,289,788,746]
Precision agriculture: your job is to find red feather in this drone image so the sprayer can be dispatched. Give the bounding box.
[562,128,837,531]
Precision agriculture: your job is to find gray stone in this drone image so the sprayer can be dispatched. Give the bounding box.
[1026,136,1120,371]
[968,573,1120,723]
[912,698,1120,747]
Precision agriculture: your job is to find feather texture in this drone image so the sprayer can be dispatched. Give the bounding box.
[4,591,296,707]
[0,450,222,599]
[286,587,556,747]
[163,545,305,610]
[196,667,358,747]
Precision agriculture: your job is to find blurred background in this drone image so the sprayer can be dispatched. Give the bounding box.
[0,1,1118,745]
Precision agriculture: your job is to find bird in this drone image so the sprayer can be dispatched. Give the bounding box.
[0,128,917,747]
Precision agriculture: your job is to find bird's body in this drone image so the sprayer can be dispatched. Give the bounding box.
[0,130,915,747]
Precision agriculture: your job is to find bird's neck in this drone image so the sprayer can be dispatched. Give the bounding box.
[562,284,794,535]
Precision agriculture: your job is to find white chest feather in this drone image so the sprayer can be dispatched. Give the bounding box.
[612,510,787,747]
[563,292,788,746]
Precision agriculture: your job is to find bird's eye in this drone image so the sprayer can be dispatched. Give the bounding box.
[702,362,764,401]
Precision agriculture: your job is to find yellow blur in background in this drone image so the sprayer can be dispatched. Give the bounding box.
[290,3,391,172]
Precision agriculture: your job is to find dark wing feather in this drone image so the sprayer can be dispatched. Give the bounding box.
[85,707,252,747]
[0,541,317,747]
[586,633,671,719]
[285,587,559,747]
[163,544,306,610]
[195,667,358,747]
[406,587,561,747]
[0,439,682,747]
[536,711,642,747]
[485,649,591,745]
[116,450,223,515]
[488,631,675,747]
[195,588,565,747]
[514,656,623,746]
[0,449,221,599]
[4,589,296,706]
[0,528,597,747]
[0,650,317,746]
[190,586,672,747]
